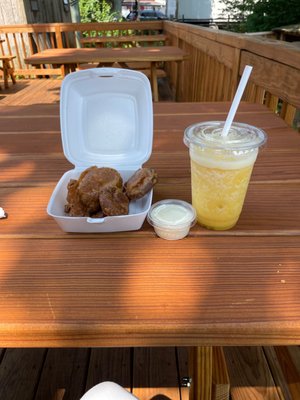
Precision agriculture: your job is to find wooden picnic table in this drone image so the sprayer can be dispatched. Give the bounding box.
[24,46,188,101]
[1,101,300,399]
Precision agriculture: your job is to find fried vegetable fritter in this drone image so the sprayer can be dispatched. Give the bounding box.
[125,168,158,200]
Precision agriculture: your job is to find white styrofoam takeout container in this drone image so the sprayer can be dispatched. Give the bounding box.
[47,68,153,233]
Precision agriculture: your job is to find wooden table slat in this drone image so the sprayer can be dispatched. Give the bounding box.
[0,102,300,349]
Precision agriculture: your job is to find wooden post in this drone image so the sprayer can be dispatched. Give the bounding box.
[55,25,63,49]
[212,347,230,400]
[189,346,212,400]
[150,61,159,102]
[176,59,184,101]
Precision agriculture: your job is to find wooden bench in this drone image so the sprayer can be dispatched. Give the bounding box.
[80,34,168,48]
[0,55,16,89]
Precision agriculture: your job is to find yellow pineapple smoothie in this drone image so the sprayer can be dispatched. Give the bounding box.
[190,147,257,229]
[184,122,267,230]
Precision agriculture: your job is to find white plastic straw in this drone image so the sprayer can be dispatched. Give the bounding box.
[222,65,253,137]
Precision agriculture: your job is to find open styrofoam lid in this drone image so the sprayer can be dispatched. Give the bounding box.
[60,68,153,169]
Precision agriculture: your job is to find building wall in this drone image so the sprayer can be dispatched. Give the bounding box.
[23,0,71,23]
[165,0,228,20]
[0,0,27,24]
[177,0,212,20]
[166,0,176,18]
[0,0,72,24]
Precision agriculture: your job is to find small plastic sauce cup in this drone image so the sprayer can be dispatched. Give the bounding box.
[147,199,196,240]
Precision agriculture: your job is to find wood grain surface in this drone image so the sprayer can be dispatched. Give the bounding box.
[224,347,282,400]
[0,102,300,348]
[24,46,188,65]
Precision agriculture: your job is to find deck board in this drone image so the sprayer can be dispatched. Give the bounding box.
[0,348,46,400]
[34,348,89,400]
[0,76,173,105]
[132,347,180,400]
[0,79,61,105]
[85,348,131,392]
[272,347,300,399]
[177,348,190,400]
[224,347,282,400]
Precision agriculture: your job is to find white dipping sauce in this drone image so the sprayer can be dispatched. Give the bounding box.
[147,200,196,240]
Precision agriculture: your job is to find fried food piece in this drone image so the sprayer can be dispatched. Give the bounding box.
[99,187,129,216]
[78,166,123,214]
[65,166,158,218]
[64,179,89,217]
[125,168,157,200]
[90,210,105,219]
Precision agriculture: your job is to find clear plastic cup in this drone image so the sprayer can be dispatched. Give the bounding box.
[147,199,196,240]
[184,121,267,230]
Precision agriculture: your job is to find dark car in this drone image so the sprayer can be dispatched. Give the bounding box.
[140,10,168,20]
[126,9,168,21]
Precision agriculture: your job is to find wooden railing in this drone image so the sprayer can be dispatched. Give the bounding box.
[0,21,299,128]
[163,21,300,129]
[0,21,164,76]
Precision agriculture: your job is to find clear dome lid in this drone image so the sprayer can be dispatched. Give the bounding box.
[184,121,267,151]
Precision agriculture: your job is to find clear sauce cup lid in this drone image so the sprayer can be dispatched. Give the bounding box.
[147,199,196,230]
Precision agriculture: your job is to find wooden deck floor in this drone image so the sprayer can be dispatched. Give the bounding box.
[1,78,300,400]
[0,79,62,105]
[0,347,190,400]
[1,346,300,400]
[0,76,174,105]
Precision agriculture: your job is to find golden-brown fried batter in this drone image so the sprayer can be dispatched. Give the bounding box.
[65,166,157,218]
[64,179,89,217]
[125,168,158,200]
[99,187,129,216]
[78,166,123,214]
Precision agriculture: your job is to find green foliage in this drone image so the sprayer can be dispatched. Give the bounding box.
[222,0,300,32]
[79,0,120,22]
